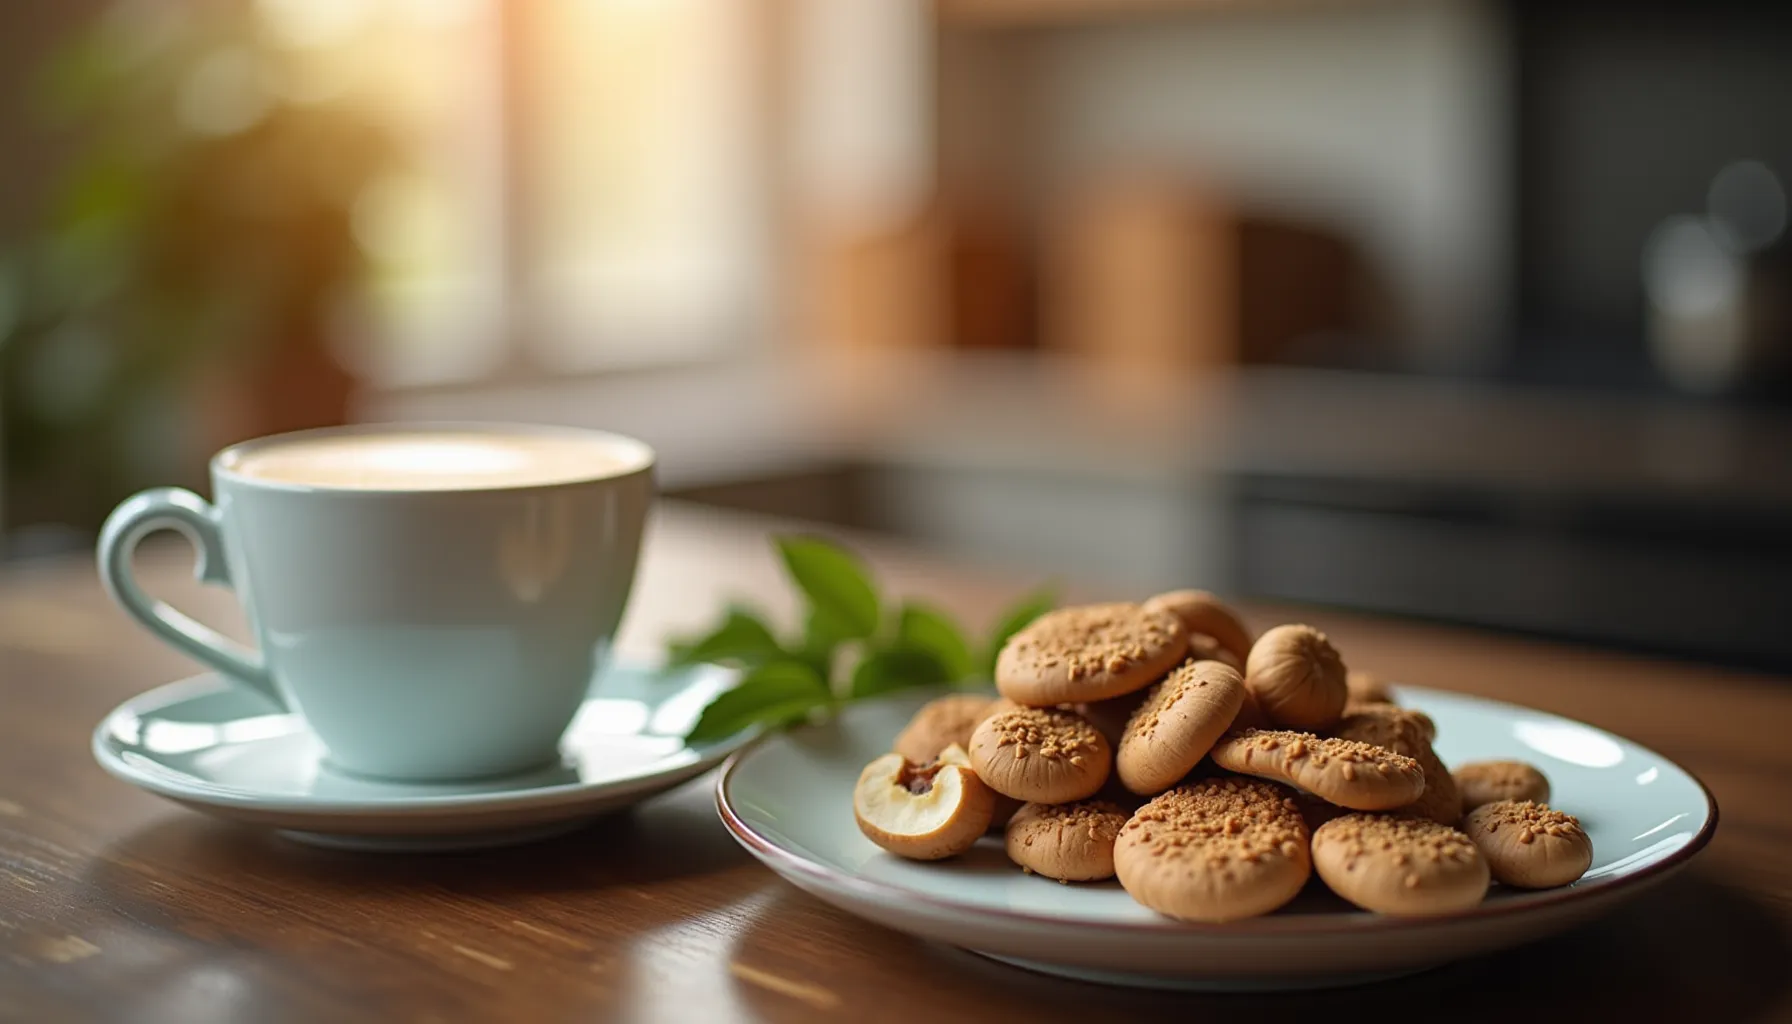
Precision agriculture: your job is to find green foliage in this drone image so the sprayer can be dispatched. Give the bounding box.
[685,661,832,744]
[1,2,401,515]
[666,535,1055,741]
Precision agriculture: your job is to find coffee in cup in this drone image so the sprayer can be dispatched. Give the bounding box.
[98,422,655,781]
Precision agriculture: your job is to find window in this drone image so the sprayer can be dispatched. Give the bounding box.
[258,0,769,387]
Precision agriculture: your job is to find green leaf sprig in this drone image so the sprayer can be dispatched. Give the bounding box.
[670,535,1054,743]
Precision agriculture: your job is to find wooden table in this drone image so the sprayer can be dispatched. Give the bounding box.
[3,502,1790,1022]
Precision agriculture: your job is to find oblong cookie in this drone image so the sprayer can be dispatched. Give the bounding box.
[893,694,995,764]
[1211,729,1426,811]
[1311,814,1489,915]
[1455,760,1551,813]
[1141,590,1253,664]
[1005,800,1131,882]
[1461,800,1592,889]
[1117,660,1246,795]
[968,706,1111,803]
[1114,778,1311,923]
[1244,624,1348,730]
[995,603,1189,706]
[1329,705,1458,826]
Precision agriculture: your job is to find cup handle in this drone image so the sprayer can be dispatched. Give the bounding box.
[97,487,284,709]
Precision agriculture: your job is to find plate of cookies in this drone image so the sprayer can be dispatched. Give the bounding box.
[715,593,1718,990]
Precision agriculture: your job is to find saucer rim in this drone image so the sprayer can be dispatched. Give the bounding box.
[93,662,760,819]
[714,683,1719,938]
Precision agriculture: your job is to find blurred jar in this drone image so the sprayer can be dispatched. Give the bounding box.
[1643,160,1792,398]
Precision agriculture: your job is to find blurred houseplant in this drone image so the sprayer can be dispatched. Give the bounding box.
[0,0,398,531]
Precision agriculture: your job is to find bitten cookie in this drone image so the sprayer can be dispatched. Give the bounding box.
[1211,729,1426,811]
[996,603,1189,706]
[969,706,1112,803]
[1117,660,1247,795]
[1455,760,1552,813]
[1114,778,1311,922]
[1005,800,1131,882]
[1244,624,1348,730]
[853,751,996,860]
[1461,800,1592,889]
[1311,814,1490,915]
[1141,590,1254,665]
[893,694,995,764]
[1329,706,1458,826]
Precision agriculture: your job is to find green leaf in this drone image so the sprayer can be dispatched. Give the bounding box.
[981,586,1059,676]
[667,606,786,667]
[686,661,831,743]
[797,607,849,681]
[896,603,975,682]
[776,536,880,641]
[850,648,950,700]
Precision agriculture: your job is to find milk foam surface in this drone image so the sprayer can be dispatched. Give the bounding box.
[225,431,643,490]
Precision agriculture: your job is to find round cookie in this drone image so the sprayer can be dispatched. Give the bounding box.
[968,706,1112,803]
[1311,814,1490,915]
[1329,705,1458,826]
[995,603,1189,706]
[893,694,995,764]
[1345,670,1397,707]
[1114,777,1311,923]
[1141,590,1254,665]
[1461,800,1592,889]
[1210,729,1427,811]
[1245,624,1348,730]
[1005,800,1131,882]
[1328,703,1433,753]
[1455,760,1551,813]
[1116,660,1247,795]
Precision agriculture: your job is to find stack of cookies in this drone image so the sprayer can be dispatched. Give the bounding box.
[851,592,1594,922]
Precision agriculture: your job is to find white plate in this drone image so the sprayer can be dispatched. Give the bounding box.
[94,658,756,851]
[716,685,1717,990]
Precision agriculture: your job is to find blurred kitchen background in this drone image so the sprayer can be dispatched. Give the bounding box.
[4,0,1792,671]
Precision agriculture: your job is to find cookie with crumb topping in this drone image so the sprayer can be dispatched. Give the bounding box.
[1329,705,1458,826]
[1114,778,1311,922]
[1311,814,1490,915]
[968,706,1111,803]
[995,603,1189,706]
[1461,800,1592,889]
[1117,659,1246,795]
[1005,800,1131,881]
[1210,729,1427,811]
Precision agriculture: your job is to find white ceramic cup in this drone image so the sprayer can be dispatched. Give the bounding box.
[97,422,655,781]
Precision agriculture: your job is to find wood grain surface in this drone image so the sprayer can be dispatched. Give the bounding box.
[2,501,1789,1022]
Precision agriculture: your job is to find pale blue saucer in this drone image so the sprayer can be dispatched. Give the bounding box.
[94,658,754,851]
